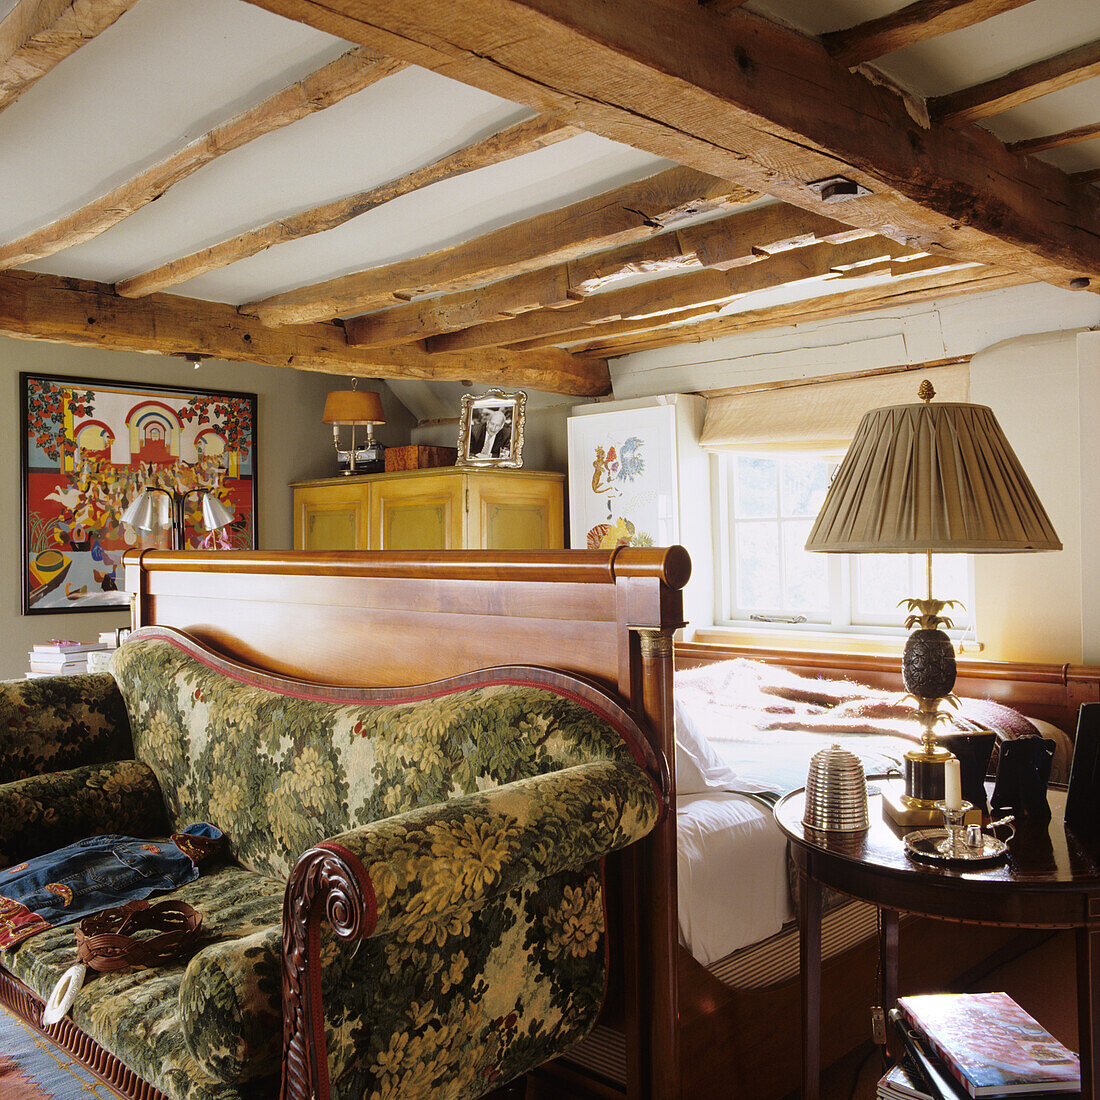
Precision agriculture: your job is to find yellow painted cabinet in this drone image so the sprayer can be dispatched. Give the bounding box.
[293,480,371,551]
[292,469,564,551]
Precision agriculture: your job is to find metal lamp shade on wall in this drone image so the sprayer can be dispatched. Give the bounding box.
[805,383,1061,825]
[323,387,386,475]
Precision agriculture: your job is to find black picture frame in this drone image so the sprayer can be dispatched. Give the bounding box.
[20,372,258,615]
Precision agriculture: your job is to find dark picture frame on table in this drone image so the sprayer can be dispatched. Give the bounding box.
[20,372,258,615]
[456,388,526,469]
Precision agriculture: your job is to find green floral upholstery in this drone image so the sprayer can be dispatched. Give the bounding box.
[110,635,657,883]
[311,761,658,1098]
[0,629,663,1100]
[0,759,165,867]
[0,673,132,783]
[6,862,283,1100]
[179,926,283,1084]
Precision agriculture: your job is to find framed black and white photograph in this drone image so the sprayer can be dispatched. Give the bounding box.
[457,389,526,468]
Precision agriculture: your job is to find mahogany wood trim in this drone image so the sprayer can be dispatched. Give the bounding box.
[281,843,375,1100]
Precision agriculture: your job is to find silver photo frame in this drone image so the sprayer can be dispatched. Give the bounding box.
[456,389,526,469]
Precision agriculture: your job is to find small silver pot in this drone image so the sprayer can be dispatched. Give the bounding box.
[803,744,870,832]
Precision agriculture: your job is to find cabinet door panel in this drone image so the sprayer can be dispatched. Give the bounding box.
[371,476,463,550]
[470,477,564,549]
[294,484,370,550]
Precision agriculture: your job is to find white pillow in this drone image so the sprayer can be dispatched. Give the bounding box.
[674,693,743,794]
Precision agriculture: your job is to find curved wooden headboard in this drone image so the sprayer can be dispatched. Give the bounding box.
[122,546,689,1099]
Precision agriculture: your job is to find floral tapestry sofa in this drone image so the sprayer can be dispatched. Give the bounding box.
[0,626,666,1100]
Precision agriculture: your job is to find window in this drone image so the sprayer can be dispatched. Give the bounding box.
[715,452,974,635]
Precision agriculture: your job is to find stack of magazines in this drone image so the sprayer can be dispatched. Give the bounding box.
[878,993,1080,1100]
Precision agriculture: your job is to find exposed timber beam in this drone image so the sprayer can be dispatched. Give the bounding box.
[931,39,1100,122]
[0,270,609,395]
[0,0,139,113]
[116,115,580,298]
[243,166,757,325]
[0,47,406,271]
[822,0,1039,68]
[1073,168,1100,185]
[503,258,986,352]
[425,237,922,352]
[564,267,1031,358]
[242,0,1100,292]
[344,203,864,347]
[1008,122,1100,156]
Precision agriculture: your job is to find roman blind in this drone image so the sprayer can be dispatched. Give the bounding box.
[699,361,970,451]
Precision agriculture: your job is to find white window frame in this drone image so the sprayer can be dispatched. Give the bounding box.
[712,452,976,640]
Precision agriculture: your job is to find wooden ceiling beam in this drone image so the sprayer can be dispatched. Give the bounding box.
[0,47,406,271]
[0,270,609,395]
[243,166,757,325]
[0,0,139,113]
[563,267,1030,358]
[115,115,579,298]
[242,0,1100,292]
[1008,121,1100,156]
[344,203,862,347]
[425,236,920,352]
[503,258,986,352]
[822,0,1039,68]
[931,39,1100,122]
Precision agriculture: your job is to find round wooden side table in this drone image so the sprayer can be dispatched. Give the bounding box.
[775,785,1100,1100]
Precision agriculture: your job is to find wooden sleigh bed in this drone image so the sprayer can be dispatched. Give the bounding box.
[122,546,1100,1100]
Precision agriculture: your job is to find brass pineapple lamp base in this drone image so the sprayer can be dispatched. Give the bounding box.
[802,378,1063,828]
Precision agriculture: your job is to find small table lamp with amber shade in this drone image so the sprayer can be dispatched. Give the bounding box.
[322,382,386,475]
[804,380,1062,826]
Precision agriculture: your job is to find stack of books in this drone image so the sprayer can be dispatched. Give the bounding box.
[86,629,129,673]
[27,640,109,678]
[879,992,1080,1100]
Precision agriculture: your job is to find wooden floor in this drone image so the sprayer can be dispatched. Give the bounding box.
[526,930,1078,1100]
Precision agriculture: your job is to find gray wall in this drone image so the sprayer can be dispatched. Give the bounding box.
[1,336,413,678]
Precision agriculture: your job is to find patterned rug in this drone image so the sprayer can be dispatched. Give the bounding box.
[0,1000,123,1099]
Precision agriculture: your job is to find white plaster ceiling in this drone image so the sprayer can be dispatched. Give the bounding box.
[0,0,1096,318]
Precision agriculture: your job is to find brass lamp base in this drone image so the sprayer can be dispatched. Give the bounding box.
[881,780,982,828]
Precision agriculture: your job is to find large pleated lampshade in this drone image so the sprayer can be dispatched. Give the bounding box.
[805,400,1061,555]
[322,389,385,426]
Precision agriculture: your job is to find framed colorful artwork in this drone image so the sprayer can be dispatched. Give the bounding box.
[20,373,258,615]
[567,404,678,550]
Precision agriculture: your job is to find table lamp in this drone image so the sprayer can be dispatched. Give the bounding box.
[323,383,385,475]
[804,380,1061,825]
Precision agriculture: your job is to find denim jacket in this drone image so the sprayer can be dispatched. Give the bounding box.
[0,823,222,949]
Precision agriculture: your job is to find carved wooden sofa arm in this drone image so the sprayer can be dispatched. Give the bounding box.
[281,759,662,1100]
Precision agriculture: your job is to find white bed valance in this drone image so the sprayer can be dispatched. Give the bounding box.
[699,361,970,452]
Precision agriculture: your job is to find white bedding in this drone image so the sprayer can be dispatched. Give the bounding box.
[672,659,1070,967]
[676,790,792,966]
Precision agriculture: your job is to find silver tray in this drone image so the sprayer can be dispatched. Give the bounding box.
[904,828,1009,867]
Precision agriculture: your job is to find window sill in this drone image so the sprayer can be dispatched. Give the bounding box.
[691,625,983,657]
